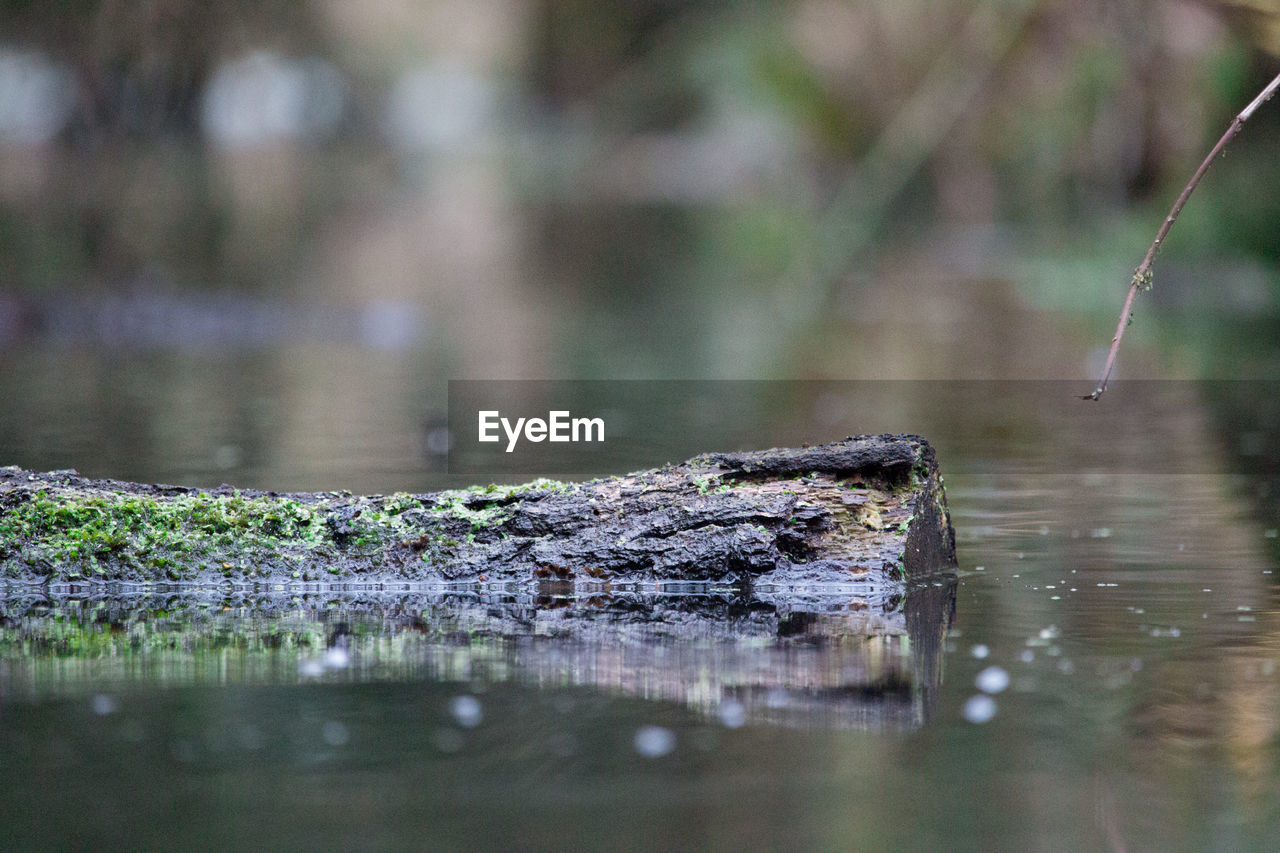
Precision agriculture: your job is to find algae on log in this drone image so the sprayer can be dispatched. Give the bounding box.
[0,435,956,587]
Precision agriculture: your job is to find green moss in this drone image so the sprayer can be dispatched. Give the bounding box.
[469,477,576,499]
[692,475,733,495]
[427,493,506,532]
[0,489,326,580]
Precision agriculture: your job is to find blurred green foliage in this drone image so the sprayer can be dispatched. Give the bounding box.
[0,0,1277,320]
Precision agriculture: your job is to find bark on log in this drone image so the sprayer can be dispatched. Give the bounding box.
[0,434,956,588]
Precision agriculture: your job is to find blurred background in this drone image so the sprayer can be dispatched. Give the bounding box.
[1,0,1279,489]
[9,7,1280,849]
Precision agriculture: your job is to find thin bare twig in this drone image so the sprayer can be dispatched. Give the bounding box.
[1085,71,1280,401]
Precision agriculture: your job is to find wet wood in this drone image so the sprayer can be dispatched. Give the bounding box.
[0,435,955,588]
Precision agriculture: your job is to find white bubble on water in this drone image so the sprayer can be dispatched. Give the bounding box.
[298,659,326,678]
[717,699,747,729]
[322,720,349,747]
[323,646,349,669]
[975,666,1010,694]
[962,694,997,724]
[91,694,117,716]
[634,725,676,758]
[970,644,990,660]
[450,695,483,728]
[237,724,265,751]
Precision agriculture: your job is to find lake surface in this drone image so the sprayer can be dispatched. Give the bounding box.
[4,3,1280,846]
[3,362,1280,849]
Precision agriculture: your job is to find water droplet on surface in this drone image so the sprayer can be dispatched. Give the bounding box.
[322,721,349,747]
[970,644,990,659]
[1019,650,1035,663]
[323,646,349,669]
[298,659,325,678]
[717,699,747,729]
[975,666,1010,694]
[634,725,676,758]
[962,695,997,724]
[91,694,117,716]
[237,724,265,751]
[450,695,483,728]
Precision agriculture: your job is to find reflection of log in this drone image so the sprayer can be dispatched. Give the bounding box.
[0,435,955,586]
[0,581,957,730]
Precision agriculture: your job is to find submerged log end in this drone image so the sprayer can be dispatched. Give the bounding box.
[0,434,956,587]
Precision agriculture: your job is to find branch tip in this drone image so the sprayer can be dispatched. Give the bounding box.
[1085,70,1280,401]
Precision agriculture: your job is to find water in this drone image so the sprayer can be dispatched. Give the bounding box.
[3,363,1280,849]
[4,3,1278,845]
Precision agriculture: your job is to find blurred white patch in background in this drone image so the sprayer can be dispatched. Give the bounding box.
[382,62,499,152]
[202,50,346,149]
[0,48,77,145]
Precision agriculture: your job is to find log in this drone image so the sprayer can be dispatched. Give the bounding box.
[0,434,956,588]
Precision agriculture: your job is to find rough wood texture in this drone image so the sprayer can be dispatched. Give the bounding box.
[0,435,955,588]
